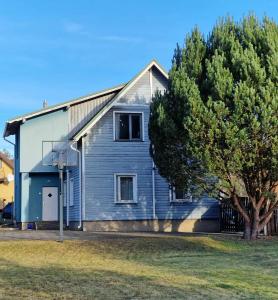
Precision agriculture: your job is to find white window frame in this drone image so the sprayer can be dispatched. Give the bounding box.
[114,173,138,204]
[169,186,192,203]
[113,111,144,141]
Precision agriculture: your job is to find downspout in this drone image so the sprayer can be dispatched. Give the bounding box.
[66,169,69,227]
[81,136,86,228]
[70,143,82,229]
[152,161,156,219]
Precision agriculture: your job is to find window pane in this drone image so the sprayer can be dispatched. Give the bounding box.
[175,188,185,200]
[131,115,141,139]
[118,114,129,139]
[120,177,133,201]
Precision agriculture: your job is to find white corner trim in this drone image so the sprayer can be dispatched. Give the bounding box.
[114,173,138,204]
[150,67,153,98]
[113,110,145,142]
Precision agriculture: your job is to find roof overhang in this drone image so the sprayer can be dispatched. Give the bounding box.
[3,83,126,138]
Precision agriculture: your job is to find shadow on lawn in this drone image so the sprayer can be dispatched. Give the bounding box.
[0,258,189,300]
[74,234,239,260]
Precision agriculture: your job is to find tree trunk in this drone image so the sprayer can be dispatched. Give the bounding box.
[251,220,259,240]
[243,221,260,240]
[243,222,251,240]
[250,210,260,240]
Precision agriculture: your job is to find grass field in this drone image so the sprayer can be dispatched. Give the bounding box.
[0,233,277,299]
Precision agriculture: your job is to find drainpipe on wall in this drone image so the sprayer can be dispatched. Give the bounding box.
[152,161,156,220]
[70,143,82,230]
[66,169,70,227]
[81,137,86,229]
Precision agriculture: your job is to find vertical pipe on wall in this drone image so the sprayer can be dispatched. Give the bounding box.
[81,136,86,228]
[70,142,82,229]
[66,169,69,227]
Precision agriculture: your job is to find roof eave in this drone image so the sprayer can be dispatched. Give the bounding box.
[4,83,126,138]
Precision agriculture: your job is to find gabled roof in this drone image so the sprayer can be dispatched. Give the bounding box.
[3,59,168,140]
[3,83,126,137]
[72,59,168,141]
[0,152,14,169]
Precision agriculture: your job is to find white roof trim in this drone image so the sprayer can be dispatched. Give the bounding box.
[72,60,168,141]
[6,84,125,124]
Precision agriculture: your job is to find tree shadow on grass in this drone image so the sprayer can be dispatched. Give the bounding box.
[0,258,197,300]
[74,234,239,260]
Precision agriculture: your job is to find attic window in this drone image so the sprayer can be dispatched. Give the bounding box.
[114,112,143,141]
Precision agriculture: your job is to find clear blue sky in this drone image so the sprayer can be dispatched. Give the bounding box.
[0,0,277,152]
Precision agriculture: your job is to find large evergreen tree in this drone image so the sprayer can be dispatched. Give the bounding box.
[149,15,278,240]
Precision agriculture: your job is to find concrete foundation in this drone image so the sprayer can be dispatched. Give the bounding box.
[82,219,220,233]
[18,219,220,233]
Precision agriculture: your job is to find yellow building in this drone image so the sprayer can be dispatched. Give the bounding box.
[0,152,14,210]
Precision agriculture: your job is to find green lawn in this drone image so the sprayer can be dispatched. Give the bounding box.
[0,234,277,299]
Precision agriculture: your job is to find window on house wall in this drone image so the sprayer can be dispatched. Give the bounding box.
[114,112,143,141]
[0,160,2,168]
[115,174,137,203]
[170,185,192,203]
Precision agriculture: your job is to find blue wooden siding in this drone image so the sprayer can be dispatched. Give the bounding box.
[68,165,81,221]
[152,66,168,94]
[83,105,153,221]
[116,70,151,105]
[154,170,219,220]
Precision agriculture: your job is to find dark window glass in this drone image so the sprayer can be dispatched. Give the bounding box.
[120,177,133,201]
[175,188,185,200]
[119,114,129,139]
[131,115,141,139]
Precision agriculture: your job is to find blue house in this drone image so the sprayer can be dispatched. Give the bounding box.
[3,60,219,232]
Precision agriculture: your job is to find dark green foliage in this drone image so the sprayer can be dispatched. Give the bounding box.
[149,15,278,239]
